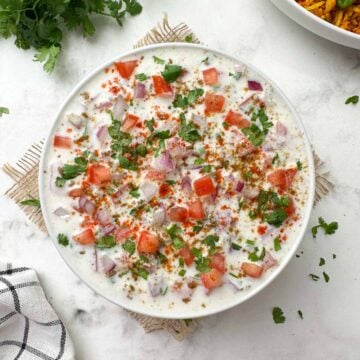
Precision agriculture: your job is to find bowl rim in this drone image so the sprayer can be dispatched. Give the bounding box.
[278,0,360,41]
[39,42,315,319]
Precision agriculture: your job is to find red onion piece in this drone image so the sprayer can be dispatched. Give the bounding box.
[181,176,192,192]
[248,80,263,91]
[192,114,207,132]
[276,121,288,136]
[263,251,278,271]
[78,196,87,209]
[96,208,112,225]
[235,181,245,193]
[113,95,127,120]
[95,101,112,110]
[102,224,116,235]
[101,254,116,275]
[153,207,166,226]
[148,274,166,297]
[140,181,159,201]
[134,82,146,99]
[53,207,69,217]
[167,137,187,158]
[96,125,108,143]
[79,196,96,215]
[68,114,83,129]
[152,151,175,173]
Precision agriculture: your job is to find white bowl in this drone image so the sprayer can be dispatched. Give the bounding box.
[39,43,315,319]
[271,0,360,49]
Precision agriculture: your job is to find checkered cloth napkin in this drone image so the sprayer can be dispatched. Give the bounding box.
[0,263,74,360]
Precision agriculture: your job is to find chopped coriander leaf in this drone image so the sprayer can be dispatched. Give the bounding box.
[190,247,202,258]
[238,200,244,211]
[203,165,212,173]
[160,286,168,296]
[192,222,203,233]
[272,307,286,324]
[173,237,185,250]
[139,254,149,263]
[187,88,204,104]
[229,272,239,278]
[332,254,336,259]
[153,56,165,64]
[153,130,171,139]
[57,233,69,247]
[135,144,148,157]
[0,107,9,117]
[323,272,330,283]
[231,242,241,250]
[179,258,184,267]
[179,113,201,143]
[248,247,266,262]
[20,198,40,208]
[248,210,257,220]
[272,153,280,165]
[129,187,140,198]
[122,239,136,255]
[229,71,242,80]
[201,57,209,63]
[118,156,138,171]
[178,269,186,277]
[345,95,359,105]
[173,89,204,109]
[184,35,193,42]
[55,177,66,188]
[242,108,273,146]
[194,256,211,273]
[161,64,182,83]
[145,119,155,132]
[296,160,303,170]
[194,158,205,165]
[246,239,255,246]
[96,235,116,249]
[166,224,183,239]
[138,268,149,280]
[166,180,176,185]
[135,73,148,81]
[319,257,325,266]
[311,217,338,238]
[309,273,320,281]
[202,234,219,249]
[61,161,87,180]
[297,310,303,319]
[274,236,281,251]
[118,271,129,278]
[264,209,288,227]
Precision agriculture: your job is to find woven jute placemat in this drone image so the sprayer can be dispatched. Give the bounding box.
[2,15,334,341]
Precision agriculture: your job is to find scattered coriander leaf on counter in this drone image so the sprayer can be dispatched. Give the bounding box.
[345,95,359,105]
[184,35,193,43]
[201,57,209,63]
[311,217,338,238]
[57,233,69,247]
[20,198,40,208]
[309,273,320,281]
[332,254,337,259]
[272,307,286,324]
[297,310,303,319]
[0,107,9,117]
[323,272,330,283]
[296,160,303,170]
[319,257,325,266]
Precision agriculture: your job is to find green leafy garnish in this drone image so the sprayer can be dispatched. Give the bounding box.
[20,198,40,208]
[202,165,212,173]
[122,239,136,255]
[135,73,148,81]
[345,95,359,104]
[137,268,149,280]
[153,130,171,140]
[0,107,9,117]
[96,235,116,249]
[319,257,325,266]
[184,35,193,42]
[166,180,176,185]
[311,217,338,238]
[118,156,138,171]
[57,233,69,247]
[296,160,303,170]
[135,144,148,157]
[202,234,219,253]
[264,209,288,227]
[166,224,184,249]
[272,153,280,165]
[145,119,155,132]
[57,154,89,185]
[246,239,255,246]
[129,187,140,198]
[242,108,273,146]
[55,177,66,188]
[172,89,204,109]
[0,0,142,72]
[229,71,242,80]
[272,307,286,324]
[248,247,266,262]
[297,310,303,319]
[323,272,330,283]
[153,56,165,64]
[161,64,182,83]
[179,113,201,143]
[192,222,203,233]
[274,236,281,251]
[178,269,186,277]
[194,255,211,273]
[231,242,241,250]
[309,273,320,281]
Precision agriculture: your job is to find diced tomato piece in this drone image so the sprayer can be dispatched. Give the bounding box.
[74,228,95,245]
[178,245,195,266]
[168,206,189,223]
[68,188,83,198]
[241,262,263,278]
[210,253,225,274]
[284,197,296,217]
[204,92,225,113]
[152,75,173,97]
[115,227,132,243]
[53,135,72,149]
[267,168,297,192]
[145,169,166,181]
[137,231,159,254]
[224,110,250,128]
[188,200,206,220]
[257,225,267,235]
[202,67,219,85]
[159,183,173,197]
[114,60,138,79]
[193,176,216,197]
[200,269,223,290]
[122,113,139,132]
[87,164,111,186]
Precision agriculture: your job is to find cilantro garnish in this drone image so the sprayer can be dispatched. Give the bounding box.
[242,108,273,146]
[319,257,325,266]
[248,247,265,262]
[178,269,186,277]
[231,242,241,250]
[274,236,281,251]
[229,71,242,80]
[135,144,148,157]
[118,156,138,171]
[161,64,182,83]
[56,154,89,185]
[246,239,255,246]
[57,233,69,247]
[135,73,148,81]
[0,107,9,117]
[153,130,171,140]
[145,119,155,132]
[55,177,66,188]
[192,222,203,233]
[323,272,330,283]
[202,234,219,254]
[272,307,286,324]
[297,310,303,319]
[153,56,165,64]
[20,198,40,208]
[202,165,212,173]
[309,273,320,281]
[96,235,116,249]
[122,239,136,255]
[166,224,185,249]
[264,209,288,227]
[184,35,193,43]
[272,153,280,165]
[179,113,201,143]
[172,89,204,109]
[345,95,359,105]
[129,187,140,198]
[311,217,338,238]
[296,160,303,170]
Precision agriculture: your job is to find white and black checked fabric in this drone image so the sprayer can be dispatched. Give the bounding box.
[0,263,74,360]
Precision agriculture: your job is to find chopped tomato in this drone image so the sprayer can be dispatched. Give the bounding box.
[122,113,139,132]
[284,197,296,217]
[74,228,95,245]
[68,188,83,198]
[200,269,223,290]
[178,245,195,266]
[188,199,206,220]
[152,75,173,97]
[193,176,216,197]
[137,231,159,254]
[204,92,225,113]
[87,164,111,186]
[267,168,297,192]
[257,225,267,235]
[168,206,189,223]
[202,67,219,85]
[159,183,173,197]
[145,169,166,181]
[114,60,138,79]
[241,262,263,278]
[53,135,72,149]
[224,110,250,128]
[210,253,225,274]
[115,227,132,243]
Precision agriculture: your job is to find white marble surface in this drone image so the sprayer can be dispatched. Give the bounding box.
[0,0,359,359]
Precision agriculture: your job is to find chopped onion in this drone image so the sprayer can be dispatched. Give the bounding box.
[181,176,192,192]
[276,121,288,136]
[263,251,278,271]
[79,196,96,215]
[96,125,108,142]
[101,254,116,275]
[102,224,116,235]
[167,137,187,158]
[192,114,207,132]
[148,274,165,297]
[153,207,166,226]
[96,208,112,225]
[140,181,158,201]
[53,207,69,218]
[113,95,127,120]
[95,101,112,110]
[227,278,243,291]
[243,187,259,200]
[235,181,245,193]
[67,114,83,129]
[134,82,146,99]
[248,80,263,91]
[152,151,175,173]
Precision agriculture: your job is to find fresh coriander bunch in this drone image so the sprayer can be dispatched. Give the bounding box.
[0,0,142,73]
